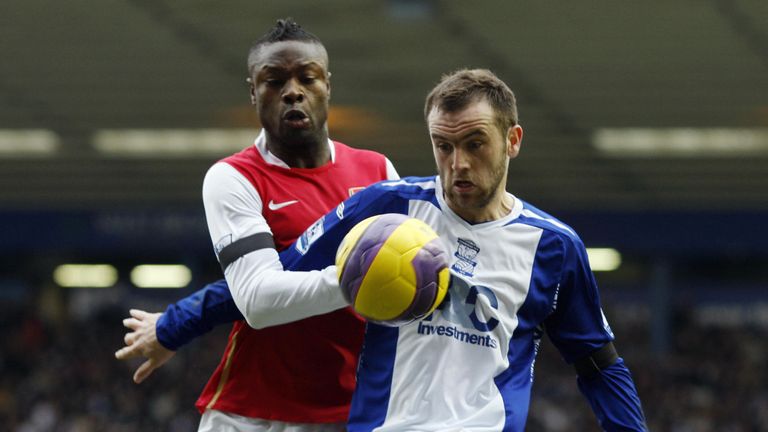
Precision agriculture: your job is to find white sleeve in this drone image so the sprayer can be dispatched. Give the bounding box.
[202,162,271,246]
[385,157,400,180]
[202,162,348,329]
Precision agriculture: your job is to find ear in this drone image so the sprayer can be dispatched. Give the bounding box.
[507,125,523,158]
[326,71,332,99]
[247,77,257,105]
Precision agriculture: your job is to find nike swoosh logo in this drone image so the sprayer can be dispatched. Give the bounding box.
[268,199,299,211]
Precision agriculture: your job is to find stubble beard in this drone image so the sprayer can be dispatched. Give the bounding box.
[444,154,508,213]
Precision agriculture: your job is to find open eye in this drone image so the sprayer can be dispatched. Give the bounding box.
[435,142,453,153]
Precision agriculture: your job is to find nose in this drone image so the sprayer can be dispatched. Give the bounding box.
[282,78,304,104]
[452,148,470,171]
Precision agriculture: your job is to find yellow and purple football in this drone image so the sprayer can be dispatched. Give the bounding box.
[335,213,450,325]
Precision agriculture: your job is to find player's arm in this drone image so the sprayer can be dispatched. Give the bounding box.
[155,278,243,349]
[203,161,342,329]
[543,232,647,431]
[208,167,399,329]
[204,161,391,329]
[128,155,398,342]
[116,153,397,379]
[115,279,243,383]
[139,154,397,336]
[574,358,647,432]
[145,155,398,341]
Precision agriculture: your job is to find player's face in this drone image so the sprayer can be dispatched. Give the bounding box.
[250,41,331,148]
[428,99,522,223]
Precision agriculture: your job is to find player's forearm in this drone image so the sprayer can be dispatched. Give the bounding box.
[226,252,348,329]
[577,358,648,431]
[156,279,244,350]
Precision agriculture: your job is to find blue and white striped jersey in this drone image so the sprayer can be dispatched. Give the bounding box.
[282,176,646,431]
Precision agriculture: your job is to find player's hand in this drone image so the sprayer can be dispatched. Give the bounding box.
[115,309,175,384]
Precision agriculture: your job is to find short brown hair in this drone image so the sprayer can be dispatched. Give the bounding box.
[424,69,518,133]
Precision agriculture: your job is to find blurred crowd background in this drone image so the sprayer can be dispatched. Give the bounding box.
[2,286,768,432]
[1,1,767,431]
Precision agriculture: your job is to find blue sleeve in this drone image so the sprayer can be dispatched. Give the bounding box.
[577,359,648,431]
[544,234,647,431]
[544,233,614,362]
[155,279,243,350]
[280,181,409,271]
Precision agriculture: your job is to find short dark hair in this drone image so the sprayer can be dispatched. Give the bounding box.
[247,18,325,74]
[424,69,518,133]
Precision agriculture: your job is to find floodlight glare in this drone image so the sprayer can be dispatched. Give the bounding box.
[586,248,622,272]
[131,264,191,288]
[54,264,118,288]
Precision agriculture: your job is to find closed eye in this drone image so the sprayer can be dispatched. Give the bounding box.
[265,78,285,87]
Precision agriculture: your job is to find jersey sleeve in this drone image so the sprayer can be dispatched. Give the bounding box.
[577,359,648,431]
[155,279,243,350]
[544,233,647,431]
[202,161,272,251]
[544,233,614,362]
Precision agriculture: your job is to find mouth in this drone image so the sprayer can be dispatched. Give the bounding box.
[452,180,475,193]
[282,109,310,129]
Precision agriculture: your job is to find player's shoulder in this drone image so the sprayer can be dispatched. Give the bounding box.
[333,140,386,160]
[370,176,438,197]
[212,145,268,181]
[515,199,584,247]
[219,144,258,165]
[346,176,438,213]
[203,161,244,187]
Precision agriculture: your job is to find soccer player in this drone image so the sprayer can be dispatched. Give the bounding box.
[115,19,397,431]
[236,69,648,431]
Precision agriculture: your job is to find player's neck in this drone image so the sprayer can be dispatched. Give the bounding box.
[450,193,514,224]
[266,131,331,168]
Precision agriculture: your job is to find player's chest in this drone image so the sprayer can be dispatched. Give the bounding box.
[425,225,546,338]
[259,172,373,248]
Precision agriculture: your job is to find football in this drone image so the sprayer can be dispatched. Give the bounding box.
[335,213,450,325]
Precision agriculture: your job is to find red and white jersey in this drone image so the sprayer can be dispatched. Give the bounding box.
[196,131,397,423]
